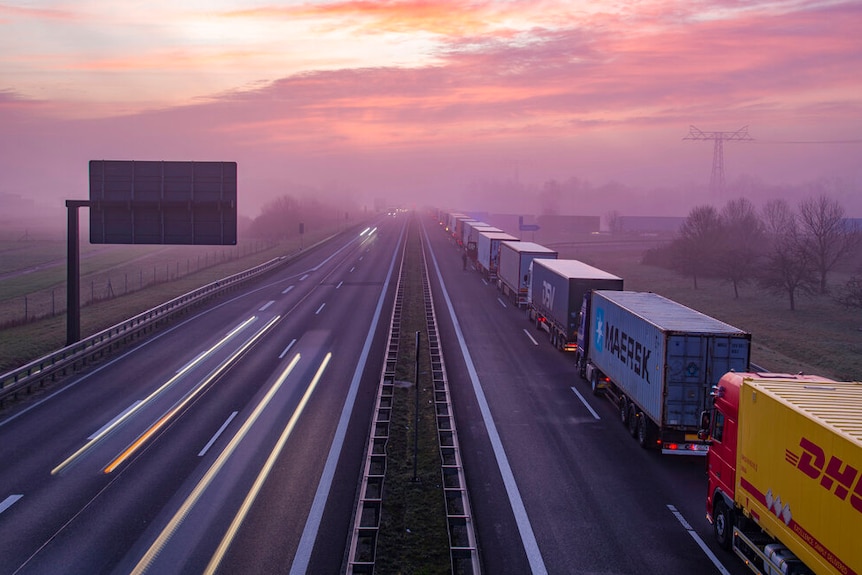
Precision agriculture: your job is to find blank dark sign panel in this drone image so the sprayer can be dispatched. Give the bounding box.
[89,160,237,245]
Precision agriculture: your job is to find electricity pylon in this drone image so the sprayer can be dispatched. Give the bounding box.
[684,125,753,195]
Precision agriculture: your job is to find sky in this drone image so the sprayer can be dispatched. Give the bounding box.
[2,0,862,225]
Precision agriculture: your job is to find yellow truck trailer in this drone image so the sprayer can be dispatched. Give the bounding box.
[705,372,862,575]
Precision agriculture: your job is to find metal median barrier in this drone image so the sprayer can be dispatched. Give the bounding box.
[0,256,288,406]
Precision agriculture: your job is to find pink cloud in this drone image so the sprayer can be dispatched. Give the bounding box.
[1,1,861,219]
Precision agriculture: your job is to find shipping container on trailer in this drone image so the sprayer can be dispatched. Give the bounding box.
[475,231,519,278]
[498,241,558,307]
[527,259,622,351]
[581,290,750,454]
[705,372,862,575]
[453,216,476,247]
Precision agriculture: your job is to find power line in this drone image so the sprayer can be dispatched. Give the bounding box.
[756,139,862,144]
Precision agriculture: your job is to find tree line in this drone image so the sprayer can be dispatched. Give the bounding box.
[645,195,862,310]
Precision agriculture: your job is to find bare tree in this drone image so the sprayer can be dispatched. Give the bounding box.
[834,275,862,309]
[716,197,764,298]
[673,205,722,289]
[759,199,817,310]
[798,194,861,294]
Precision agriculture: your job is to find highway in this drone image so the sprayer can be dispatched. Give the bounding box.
[0,219,403,574]
[0,211,750,574]
[421,214,749,575]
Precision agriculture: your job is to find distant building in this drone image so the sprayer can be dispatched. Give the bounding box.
[618,215,685,234]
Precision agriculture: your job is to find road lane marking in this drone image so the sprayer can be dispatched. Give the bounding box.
[88,401,143,440]
[281,285,294,294]
[522,329,539,345]
[497,298,507,308]
[425,226,548,575]
[336,280,343,289]
[0,494,23,515]
[102,316,281,474]
[51,317,259,475]
[667,504,731,575]
[258,300,275,311]
[349,266,356,273]
[279,339,297,359]
[129,354,302,575]
[198,412,238,457]
[315,303,326,315]
[299,274,309,281]
[205,353,332,574]
[290,220,404,575]
[570,387,600,420]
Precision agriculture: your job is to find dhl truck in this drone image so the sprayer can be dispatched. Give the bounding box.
[704,372,862,575]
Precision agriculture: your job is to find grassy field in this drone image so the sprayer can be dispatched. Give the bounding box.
[0,239,280,326]
[558,244,862,381]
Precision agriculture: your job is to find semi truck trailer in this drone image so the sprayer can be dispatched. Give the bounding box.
[704,372,862,575]
[475,230,518,279]
[527,259,623,351]
[577,290,751,454]
[497,241,558,307]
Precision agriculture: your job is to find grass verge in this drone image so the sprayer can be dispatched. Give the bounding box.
[374,218,450,574]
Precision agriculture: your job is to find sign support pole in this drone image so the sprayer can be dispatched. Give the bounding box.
[66,200,90,345]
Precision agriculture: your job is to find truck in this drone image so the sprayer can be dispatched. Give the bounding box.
[475,230,518,279]
[527,259,623,351]
[497,241,558,307]
[453,216,476,247]
[464,222,501,260]
[577,290,751,454]
[704,372,862,575]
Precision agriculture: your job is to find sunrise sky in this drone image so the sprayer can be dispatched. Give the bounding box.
[2,0,861,221]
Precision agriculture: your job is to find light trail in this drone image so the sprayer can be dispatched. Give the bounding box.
[103,315,281,474]
[129,353,301,575]
[204,353,332,575]
[51,316,258,476]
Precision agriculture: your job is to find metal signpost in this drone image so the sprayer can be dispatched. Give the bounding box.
[65,160,237,344]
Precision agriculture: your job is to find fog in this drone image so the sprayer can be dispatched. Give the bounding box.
[2,1,861,237]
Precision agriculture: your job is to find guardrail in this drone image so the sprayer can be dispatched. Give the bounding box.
[0,255,288,406]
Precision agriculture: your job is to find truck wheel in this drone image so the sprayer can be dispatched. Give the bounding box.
[619,396,628,425]
[713,499,733,550]
[637,416,651,448]
[627,405,639,437]
[590,372,600,396]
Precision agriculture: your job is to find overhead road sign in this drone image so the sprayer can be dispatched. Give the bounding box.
[89,160,237,245]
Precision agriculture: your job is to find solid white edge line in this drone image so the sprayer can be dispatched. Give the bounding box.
[667,504,732,575]
[569,387,601,420]
[0,494,23,515]
[289,220,405,575]
[88,400,144,440]
[425,226,548,575]
[522,329,539,346]
[198,412,238,457]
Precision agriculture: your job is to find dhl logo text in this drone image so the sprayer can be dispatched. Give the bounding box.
[786,437,862,514]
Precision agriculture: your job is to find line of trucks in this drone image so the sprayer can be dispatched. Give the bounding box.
[437,209,861,575]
